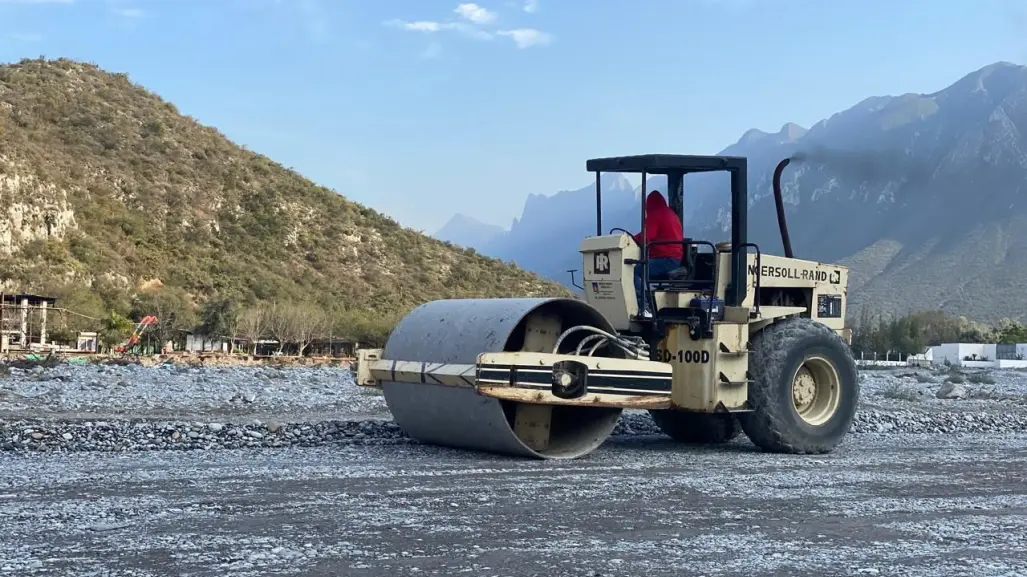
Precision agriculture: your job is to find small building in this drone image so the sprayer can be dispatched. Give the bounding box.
[926,342,1027,369]
[183,332,230,353]
[931,343,995,365]
[0,292,57,352]
[77,331,99,353]
[907,347,933,367]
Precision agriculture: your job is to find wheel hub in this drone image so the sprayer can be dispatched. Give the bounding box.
[790,356,842,426]
[792,369,816,408]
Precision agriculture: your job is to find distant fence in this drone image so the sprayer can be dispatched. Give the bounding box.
[853,357,1027,370]
[855,359,907,368]
[853,350,911,362]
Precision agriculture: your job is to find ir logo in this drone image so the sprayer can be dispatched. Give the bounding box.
[594,251,611,275]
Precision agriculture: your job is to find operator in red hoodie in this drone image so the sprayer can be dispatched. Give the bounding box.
[632,190,683,317]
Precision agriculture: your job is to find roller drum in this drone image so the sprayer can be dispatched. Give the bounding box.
[380,297,623,459]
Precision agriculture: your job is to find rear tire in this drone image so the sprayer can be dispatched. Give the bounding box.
[649,410,741,444]
[739,316,858,454]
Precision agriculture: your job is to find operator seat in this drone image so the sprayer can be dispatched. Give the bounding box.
[666,238,698,281]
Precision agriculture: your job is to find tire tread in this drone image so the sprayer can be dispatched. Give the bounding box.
[740,316,859,454]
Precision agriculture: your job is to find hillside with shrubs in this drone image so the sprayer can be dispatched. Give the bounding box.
[0,58,568,348]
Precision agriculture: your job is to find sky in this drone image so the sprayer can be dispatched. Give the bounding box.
[1,0,1025,235]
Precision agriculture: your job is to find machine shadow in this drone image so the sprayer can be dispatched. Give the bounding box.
[600,434,765,455]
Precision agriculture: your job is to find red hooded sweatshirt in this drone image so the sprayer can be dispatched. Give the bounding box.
[632,191,683,261]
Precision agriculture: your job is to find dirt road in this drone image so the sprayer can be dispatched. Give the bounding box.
[3,432,1026,576]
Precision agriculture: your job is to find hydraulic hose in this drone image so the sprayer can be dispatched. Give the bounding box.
[772,157,795,259]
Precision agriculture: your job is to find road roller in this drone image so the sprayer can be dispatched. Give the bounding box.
[353,153,859,459]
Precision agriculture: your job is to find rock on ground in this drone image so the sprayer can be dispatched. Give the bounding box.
[858,365,1027,405]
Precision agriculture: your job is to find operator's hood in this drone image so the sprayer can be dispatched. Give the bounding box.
[645,190,667,211]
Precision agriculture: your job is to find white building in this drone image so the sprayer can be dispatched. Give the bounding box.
[76,331,98,353]
[926,342,1027,369]
[184,333,229,353]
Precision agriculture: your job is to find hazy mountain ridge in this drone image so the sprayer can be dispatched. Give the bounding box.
[433,213,506,250]
[441,61,1027,322]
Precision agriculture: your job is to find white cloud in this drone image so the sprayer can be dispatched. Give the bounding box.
[386,19,446,32]
[497,28,551,48]
[453,3,495,24]
[384,19,492,40]
[387,3,560,49]
[112,7,143,17]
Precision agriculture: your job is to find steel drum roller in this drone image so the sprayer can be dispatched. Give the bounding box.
[380,297,624,459]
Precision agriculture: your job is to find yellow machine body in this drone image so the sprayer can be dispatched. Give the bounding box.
[352,153,860,460]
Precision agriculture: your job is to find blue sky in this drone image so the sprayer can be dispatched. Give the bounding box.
[1,0,1025,234]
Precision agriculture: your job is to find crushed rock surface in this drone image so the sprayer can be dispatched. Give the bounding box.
[2,363,1027,452]
[0,362,388,423]
[858,366,1027,411]
[1,433,1026,576]
[2,362,1025,421]
[3,363,1027,574]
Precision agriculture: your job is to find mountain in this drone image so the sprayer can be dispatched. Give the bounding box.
[483,173,638,284]
[0,57,569,324]
[433,213,506,249]
[449,62,1027,323]
[450,124,809,285]
[730,61,1027,323]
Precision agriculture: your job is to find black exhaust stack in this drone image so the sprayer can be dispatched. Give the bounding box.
[772,157,794,259]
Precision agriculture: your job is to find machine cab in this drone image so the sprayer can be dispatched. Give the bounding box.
[577,154,752,335]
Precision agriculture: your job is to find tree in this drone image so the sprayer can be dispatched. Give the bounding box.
[994,318,1027,344]
[198,297,235,351]
[265,301,290,354]
[845,308,1024,358]
[237,304,267,355]
[99,311,134,353]
[41,282,106,334]
[850,304,877,355]
[285,303,328,356]
[333,308,397,348]
[131,286,197,352]
[225,304,241,352]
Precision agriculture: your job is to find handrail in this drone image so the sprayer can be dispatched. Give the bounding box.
[641,239,718,318]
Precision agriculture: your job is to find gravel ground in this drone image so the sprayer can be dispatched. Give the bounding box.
[2,433,1027,576]
[3,361,1027,452]
[3,361,1027,575]
[0,362,389,423]
[859,365,1027,405]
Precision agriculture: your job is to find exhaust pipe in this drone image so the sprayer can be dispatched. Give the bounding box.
[772,157,794,259]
